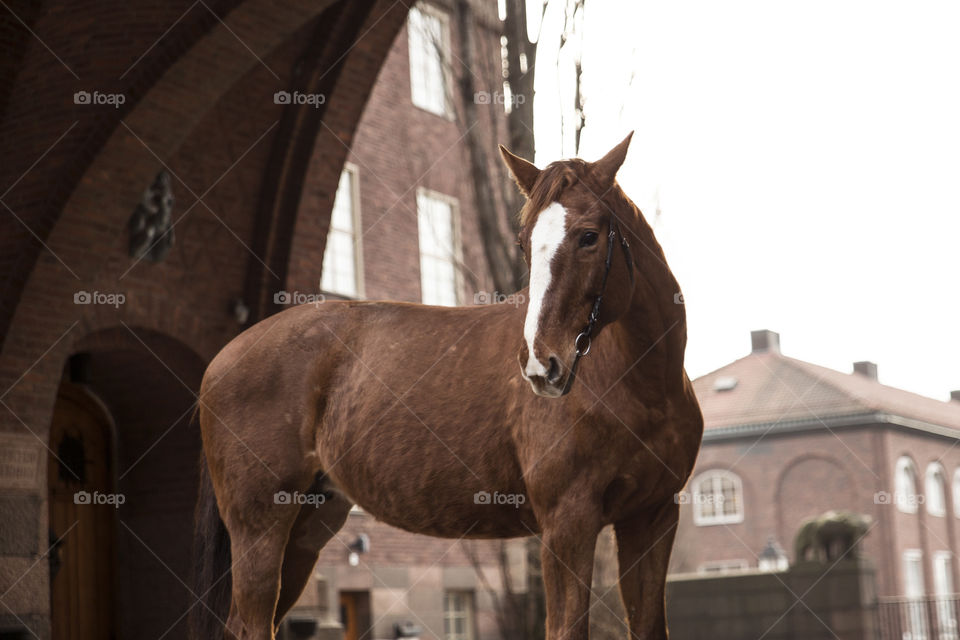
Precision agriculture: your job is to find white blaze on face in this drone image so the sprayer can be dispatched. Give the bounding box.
[523,202,568,378]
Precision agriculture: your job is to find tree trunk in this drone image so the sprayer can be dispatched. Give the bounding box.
[454,0,524,294]
[502,4,545,638]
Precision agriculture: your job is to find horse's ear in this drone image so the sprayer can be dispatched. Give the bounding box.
[591,131,634,186]
[499,144,540,197]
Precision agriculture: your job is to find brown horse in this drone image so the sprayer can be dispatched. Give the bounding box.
[190,134,703,640]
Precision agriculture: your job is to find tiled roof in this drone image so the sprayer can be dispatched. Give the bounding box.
[692,350,960,431]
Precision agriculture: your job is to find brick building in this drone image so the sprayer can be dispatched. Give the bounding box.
[673,329,960,616]
[284,2,525,640]
[0,0,518,638]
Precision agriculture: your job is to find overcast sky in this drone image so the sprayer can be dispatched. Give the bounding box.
[523,1,960,401]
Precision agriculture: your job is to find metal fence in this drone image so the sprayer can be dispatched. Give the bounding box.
[877,596,960,640]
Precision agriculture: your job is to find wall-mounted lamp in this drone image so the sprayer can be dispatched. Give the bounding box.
[128,170,175,263]
[231,298,250,325]
[348,533,369,567]
[758,535,788,572]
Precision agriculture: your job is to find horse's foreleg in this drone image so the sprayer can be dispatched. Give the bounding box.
[539,518,601,640]
[614,501,679,640]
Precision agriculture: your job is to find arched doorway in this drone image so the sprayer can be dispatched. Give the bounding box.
[48,331,207,639]
[48,381,116,640]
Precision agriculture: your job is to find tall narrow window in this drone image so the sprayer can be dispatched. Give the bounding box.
[934,552,958,639]
[407,5,450,116]
[691,469,744,526]
[417,189,460,306]
[905,550,926,596]
[927,463,947,517]
[443,591,475,640]
[904,550,929,639]
[320,166,362,298]
[895,456,920,514]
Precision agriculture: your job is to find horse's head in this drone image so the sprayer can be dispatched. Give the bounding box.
[501,134,637,398]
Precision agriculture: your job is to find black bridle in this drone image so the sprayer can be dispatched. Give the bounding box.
[560,214,635,395]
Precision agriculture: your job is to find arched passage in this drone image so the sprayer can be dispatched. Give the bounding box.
[48,381,116,640]
[49,328,206,639]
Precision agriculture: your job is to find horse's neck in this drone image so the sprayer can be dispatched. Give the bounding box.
[610,226,688,397]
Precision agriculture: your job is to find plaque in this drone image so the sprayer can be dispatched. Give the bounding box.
[0,434,43,491]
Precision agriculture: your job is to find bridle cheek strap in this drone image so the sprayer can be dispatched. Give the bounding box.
[560,215,634,396]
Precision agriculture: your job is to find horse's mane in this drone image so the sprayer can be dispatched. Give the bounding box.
[518,159,589,229]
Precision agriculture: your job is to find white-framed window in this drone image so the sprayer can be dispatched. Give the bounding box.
[320,165,363,297]
[896,456,920,514]
[905,549,926,597]
[697,559,749,575]
[934,552,958,639]
[417,188,460,306]
[904,549,929,639]
[691,469,744,526]
[407,4,451,117]
[927,463,947,517]
[443,590,475,640]
[953,469,960,519]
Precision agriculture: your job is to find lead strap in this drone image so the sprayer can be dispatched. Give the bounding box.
[561,214,635,395]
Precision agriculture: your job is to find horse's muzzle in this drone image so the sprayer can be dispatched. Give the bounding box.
[522,355,570,398]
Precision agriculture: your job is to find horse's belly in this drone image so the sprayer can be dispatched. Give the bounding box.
[362,498,537,539]
[334,470,537,539]
[320,420,535,539]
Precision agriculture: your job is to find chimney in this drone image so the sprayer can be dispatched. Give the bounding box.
[853,361,878,381]
[951,391,960,403]
[751,330,780,354]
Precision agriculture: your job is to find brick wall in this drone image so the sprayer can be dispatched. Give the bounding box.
[302,511,512,640]
[882,429,960,599]
[673,428,884,578]
[0,0,520,637]
[0,1,409,636]
[325,0,509,304]
[289,4,516,638]
[675,423,960,601]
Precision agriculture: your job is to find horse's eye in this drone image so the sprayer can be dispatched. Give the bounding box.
[579,231,599,248]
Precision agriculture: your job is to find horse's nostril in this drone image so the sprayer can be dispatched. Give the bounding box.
[546,357,561,385]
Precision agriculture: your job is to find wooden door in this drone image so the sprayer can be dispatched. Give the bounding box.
[48,383,115,640]
[340,592,359,640]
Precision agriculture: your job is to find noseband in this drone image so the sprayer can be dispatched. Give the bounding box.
[561,215,635,395]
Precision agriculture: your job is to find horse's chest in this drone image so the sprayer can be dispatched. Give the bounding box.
[599,422,700,520]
